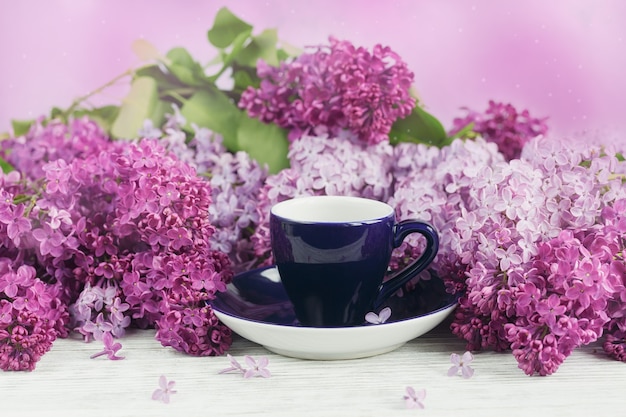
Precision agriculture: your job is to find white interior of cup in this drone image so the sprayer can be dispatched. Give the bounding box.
[271,196,393,223]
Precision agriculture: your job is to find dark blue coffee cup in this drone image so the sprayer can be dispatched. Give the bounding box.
[270,196,439,327]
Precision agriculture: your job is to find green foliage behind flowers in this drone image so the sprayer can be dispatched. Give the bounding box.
[4,7,451,173]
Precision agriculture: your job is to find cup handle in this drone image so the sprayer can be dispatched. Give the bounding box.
[373,220,439,309]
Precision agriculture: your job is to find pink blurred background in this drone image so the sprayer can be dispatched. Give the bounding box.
[1,0,625,138]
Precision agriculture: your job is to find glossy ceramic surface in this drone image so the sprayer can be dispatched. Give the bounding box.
[269,195,439,327]
[210,266,458,360]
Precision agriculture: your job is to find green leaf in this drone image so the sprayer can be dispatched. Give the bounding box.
[149,100,169,128]
[136,64,187,92]
[0,156,14,173]
[236,29,280,67]
[11,119,34,137]
[207,7,253,48]
[207,30,253,84]
[237,116,289,174]
[232,65,259,91]
[50,106,65,120]
[389,105,451,147]
[111,76,159,139]
[179,88,241,150]
[165,47,209,86]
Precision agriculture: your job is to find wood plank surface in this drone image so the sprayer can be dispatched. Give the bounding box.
[1,323,624,417]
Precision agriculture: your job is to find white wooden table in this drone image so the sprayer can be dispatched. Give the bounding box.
[2,322,624,417]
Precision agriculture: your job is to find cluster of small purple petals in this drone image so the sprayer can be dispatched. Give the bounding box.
[504,229,616,375]
[389,135,626,374]
[251,132,394,264]
[449,100,548,161]
[597,198,626,361]
[155,294,232,357]
[603,332,626,361]
[0,117,235,366]
[141,111,269,274]
[0,261,68,371]
[1,117,110,179]
[388,137,505,276]
[239,37,415,145]
[69,283,130,341]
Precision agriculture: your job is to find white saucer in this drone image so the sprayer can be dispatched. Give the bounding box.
[210,266,458,360]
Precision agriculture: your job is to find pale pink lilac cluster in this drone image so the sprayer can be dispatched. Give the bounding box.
[239,37,415,144]
[0,118,234,370]
[449,100,549,160]
[250,131,394,264]
[141,111,269,274]
[390,135,626,374]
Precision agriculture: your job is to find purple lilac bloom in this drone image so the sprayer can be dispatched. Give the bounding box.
[0,117,110,179]
[239,37,415,145]
[0,261,68,371]
[389,135,626,375]
[1,117,234,364]
[149,110,269,273]
[449,100,548,161]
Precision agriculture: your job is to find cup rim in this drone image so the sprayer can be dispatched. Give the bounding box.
[270,195,394,224]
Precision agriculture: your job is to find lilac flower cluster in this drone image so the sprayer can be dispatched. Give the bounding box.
[1,117,110,180]
[140,110,269,274]
[138,105,626,374]
[390,135,626,374]
[0,261,68,371]
[449,100,548,160]
[239,37,415,144]
[251,131,394,264]
[0,169,71,370]
[0,117,234,370]
[598,199,626,362]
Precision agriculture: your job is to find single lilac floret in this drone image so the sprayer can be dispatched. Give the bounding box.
[403,386,426,409]
[365,307,392,324]
[218,354,245,374]
[218,354,271,378]
[243,355,271,379]
[152,375,177,404]
[89,331,124,360]
[447,351,474,378]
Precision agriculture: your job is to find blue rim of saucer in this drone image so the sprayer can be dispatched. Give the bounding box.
[209,266,459,328]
